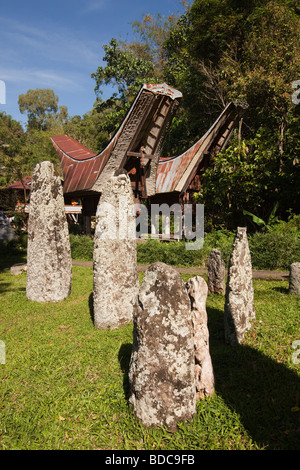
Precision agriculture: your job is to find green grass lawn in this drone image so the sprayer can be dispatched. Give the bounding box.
[0,265,299,450]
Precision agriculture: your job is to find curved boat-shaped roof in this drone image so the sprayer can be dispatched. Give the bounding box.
[156,101,243,194]
[51,83,182,196]
[51,134,113,194]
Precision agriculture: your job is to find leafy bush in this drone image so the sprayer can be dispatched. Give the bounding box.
[0,233,27,256]
[136,232,235,268]
[6,215,296,271]
[136,239,202,267]
[0,233,28,266]
[69,223,300,271]
[249,231,300,270]
[247,214,300,270]
[136,219,300,270]
[202,230,235,266]
[69,234,94,261]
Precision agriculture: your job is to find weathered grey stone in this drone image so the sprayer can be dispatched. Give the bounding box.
[289,262,300,295]
[129,262,196,431]
[26,161,72,302]
[93,171,139,329]
[186,276,215,400]
[224,227,255,345]
[0,211,16,242]
[10,263,27,275]
[207,248,226,294]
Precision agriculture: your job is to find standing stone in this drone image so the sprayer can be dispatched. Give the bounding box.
[129,262,196,431]
[186,276,215,400]
[26,161,72,302]
[207,248,226,294]
[0,211,16,242]
[93,171,139,329]
[289,262,300,295]
[224,227,255,345]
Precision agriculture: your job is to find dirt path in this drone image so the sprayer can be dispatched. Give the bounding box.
[72,260,289,281]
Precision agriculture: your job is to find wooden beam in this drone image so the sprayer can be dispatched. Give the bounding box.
[126,151,155,160]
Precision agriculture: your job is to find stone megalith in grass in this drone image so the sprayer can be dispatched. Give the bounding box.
[207,248,226,295]
[289,262,300,295]
[185,276,215,400]
[224,226,255,345]
[26,161,72,302]
[93,171,139,329]
[129,262,196,431]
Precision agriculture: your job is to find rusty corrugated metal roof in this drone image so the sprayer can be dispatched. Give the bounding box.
[0,176,32,191]
[52,83,183,196]
[51,86,244,199]
[156,102,241,194]
[51,135,97,160]
[51,134,113,194]
[156,139,203,194]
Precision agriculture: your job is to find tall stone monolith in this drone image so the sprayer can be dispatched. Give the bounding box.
[93,170,139,329]
[26,161,72,302]
[289,262,300,295]
[224,227,255,345]
[186,276,215,399]
[129,262,196,431]
[207,248,226,294]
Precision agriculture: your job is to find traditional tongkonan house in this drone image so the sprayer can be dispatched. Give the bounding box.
[153,100,246,207]
[50,83,247,236]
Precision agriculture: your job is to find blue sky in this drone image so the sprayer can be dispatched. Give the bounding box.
[0,0,186,128]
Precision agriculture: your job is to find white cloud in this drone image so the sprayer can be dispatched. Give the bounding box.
[0,67,84,91]
[80,0,108,13]
[0,17,100,69]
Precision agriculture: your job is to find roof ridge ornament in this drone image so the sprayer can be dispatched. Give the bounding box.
[143,83,183,100]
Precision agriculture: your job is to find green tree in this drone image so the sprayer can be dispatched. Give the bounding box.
[168,0,300,138]
[63,107,106,153]
[90,12,184,155]
[1,88,68,192]
[0,112,25,187]
[130,12,178,78]
[89,38,158,150]
[18,88,59,130]
[91,38,157,104]
[165,0,300,223]
[19,129,59,174]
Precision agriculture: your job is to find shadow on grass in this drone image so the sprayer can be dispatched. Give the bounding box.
[272,286,289,294]
[118,343,132,401]
[88,292,94,324]
[0,282,11,294]
[0,253,27,273]
[0,279,26,294]
[207,306,300,450]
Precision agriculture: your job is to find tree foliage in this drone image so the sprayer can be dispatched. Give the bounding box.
[18,88,59,130]
[0,112,25,186]
[1,1,299,229]
[1,88,67,190]
[91,38,157,103]
[164,0,300,225]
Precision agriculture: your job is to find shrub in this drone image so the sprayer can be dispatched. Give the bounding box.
[202,230,235,266]
[15,214,298,272]
[69,234,94,261]
[0,233,28,256]
[136,232,235,268]
[137,239,204,267]
[249,231,300,270]
[0,233,28,266]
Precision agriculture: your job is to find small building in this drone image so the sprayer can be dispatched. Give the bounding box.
[0,176,32,211]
